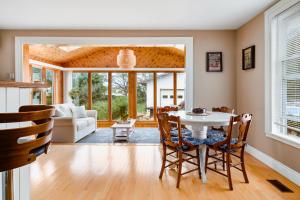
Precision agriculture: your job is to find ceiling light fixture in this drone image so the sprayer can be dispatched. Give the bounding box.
[117,49,136,69]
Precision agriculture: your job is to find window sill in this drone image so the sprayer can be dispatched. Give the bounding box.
[266,132,300,149]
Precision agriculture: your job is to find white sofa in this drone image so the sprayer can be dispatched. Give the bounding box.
[52,103,97,143]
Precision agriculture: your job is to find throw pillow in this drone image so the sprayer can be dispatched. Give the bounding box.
[55,108,65,117]
[71,106,87,118]
[77,106,88,118]
[59,104,73,117]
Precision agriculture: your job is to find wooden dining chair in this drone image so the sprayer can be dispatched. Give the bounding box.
[157,106,191,138]
[0,105,55,200]
[210,106,235,133]
[207,106,235,170]
[205,113,253,190]
[158,112,203,188]
[157,106,179,114]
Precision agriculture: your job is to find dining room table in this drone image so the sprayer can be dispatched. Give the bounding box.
[169,110,236,183]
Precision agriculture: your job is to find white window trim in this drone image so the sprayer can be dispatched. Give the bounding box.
[265,0,300,149]
[15,36,193,111]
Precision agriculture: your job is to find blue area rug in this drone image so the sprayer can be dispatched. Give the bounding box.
[78,128,160,144]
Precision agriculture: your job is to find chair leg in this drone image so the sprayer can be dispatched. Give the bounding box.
[176,151,183,188]
[240,147,249,183]
[214,150,217,170]
[159,145,167,179]
[196,148,201,179]
[226,152,233,190]
[4,170,14,200]
[222,152,225,171]
[205,147,209,173]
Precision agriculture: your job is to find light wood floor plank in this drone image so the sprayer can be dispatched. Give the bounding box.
[30,144,300,200]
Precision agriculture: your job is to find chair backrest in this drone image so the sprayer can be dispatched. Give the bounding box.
[0,105,55,172]
[235,113,253,147]
[211,106,235,131]
[157,112,182,148]
[158,106,178,115]
[212,106,235,114]
[213,113,253,150]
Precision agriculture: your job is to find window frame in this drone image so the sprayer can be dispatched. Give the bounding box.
[45,69,55,105]
[71,70,185,127]
[30,65,58,105]
[136,72,155,121]
[265,0,300,149]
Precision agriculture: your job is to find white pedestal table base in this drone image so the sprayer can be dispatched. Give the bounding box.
[189,124,207,183]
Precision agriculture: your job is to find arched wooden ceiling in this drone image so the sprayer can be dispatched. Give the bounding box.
[29,45,185,68]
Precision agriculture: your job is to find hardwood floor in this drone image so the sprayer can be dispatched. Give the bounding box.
[30,144,300,200]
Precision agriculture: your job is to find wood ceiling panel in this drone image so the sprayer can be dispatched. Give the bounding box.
[29,45,185,68]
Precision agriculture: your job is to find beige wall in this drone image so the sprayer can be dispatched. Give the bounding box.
[236,14,300,172]
[0,29,236,109]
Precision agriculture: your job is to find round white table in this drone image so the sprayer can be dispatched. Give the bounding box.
[169,110,235,183]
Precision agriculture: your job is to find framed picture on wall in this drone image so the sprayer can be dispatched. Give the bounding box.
[242,45,255,70]
[206,52,222,72]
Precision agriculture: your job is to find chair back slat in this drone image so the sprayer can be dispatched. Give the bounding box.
[158,106,178,114]
[158,106,179,130]
[211,106,235,131]
[235,114,253,147]
[0,108,54,124]
[0,120,54,145]
[0,105,54,172]
[212,106,235,114]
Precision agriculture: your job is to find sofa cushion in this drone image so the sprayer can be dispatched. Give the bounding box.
[76,118,89,130]
[86,117,96,126]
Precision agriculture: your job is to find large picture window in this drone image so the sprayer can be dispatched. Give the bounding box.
[45,69,54,105]
[266,0,300,148]
[70,72,88,108]
[92,73,109,120]
[31,66,57,105]
[137,73,154,120]
[112,73,129,120]
[177,73,186,108]
[68,71,185,127]
[32,67,42,105]
[157,73,174,107]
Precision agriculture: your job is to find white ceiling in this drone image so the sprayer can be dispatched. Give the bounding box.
[0,0,276,30]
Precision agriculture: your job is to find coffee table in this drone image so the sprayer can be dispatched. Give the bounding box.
[111,119,136,141]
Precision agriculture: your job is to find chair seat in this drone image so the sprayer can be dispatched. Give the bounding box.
[207,129,225,138]
[170,128,192,137]
[170,136,205,151]
[205,135,238,150]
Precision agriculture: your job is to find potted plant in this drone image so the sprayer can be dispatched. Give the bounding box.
[119,104,129,123]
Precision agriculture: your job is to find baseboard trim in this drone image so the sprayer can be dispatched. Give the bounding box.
[245,144,300,186]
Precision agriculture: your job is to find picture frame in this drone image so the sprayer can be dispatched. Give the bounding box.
[242,45,255,70]
[206,52,222,72]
